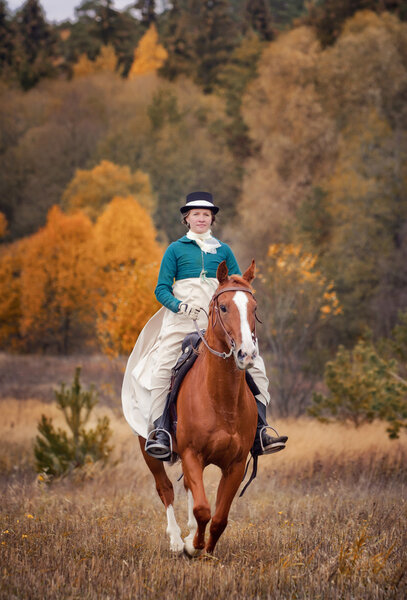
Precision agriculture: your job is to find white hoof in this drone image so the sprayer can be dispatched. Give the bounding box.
[170,537,185,553]
[183,536,202,557]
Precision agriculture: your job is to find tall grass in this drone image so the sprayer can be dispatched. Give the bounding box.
[1,397,406,599]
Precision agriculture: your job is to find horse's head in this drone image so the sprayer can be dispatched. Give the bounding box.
[211,260,258,370]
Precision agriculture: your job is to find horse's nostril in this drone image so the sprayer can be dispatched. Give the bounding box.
[237,350,247,361]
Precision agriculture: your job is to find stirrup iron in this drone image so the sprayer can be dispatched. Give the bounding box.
[145,427,173,458]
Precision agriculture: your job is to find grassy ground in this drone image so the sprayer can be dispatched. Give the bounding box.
[1,358,407,599]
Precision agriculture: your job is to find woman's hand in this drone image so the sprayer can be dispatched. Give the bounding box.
[178,302,201,320]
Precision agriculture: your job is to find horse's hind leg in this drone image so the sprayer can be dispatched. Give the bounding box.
[139,437,184,553]
[205,462,247,554]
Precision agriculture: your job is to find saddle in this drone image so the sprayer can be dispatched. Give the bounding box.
[162,330,260,438]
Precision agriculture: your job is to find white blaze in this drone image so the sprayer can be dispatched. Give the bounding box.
[233,292,256,356]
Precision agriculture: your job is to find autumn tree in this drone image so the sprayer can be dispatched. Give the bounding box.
[128,23,168,77]
[235,11,407,347]
[19,206,96,353]
[308,12,407,339]
[0,239,24,350]
[0,77,110,240]
[92,196,162,355]
[58,2,143,76]
[235,25,336,258]
[303,0,407,47]
[62,160,155,221]
[309,339,407,439]
[0,211,7,237]
[94,76,240,242]
[258,244,341,416]
[73,43,118,77]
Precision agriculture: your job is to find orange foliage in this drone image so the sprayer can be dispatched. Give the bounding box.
[0,212,7,238]
[92,196,162,356]
[19,206,96,353]
[128,24,168,78]
[0,240,24,350]
[0,196,162,354]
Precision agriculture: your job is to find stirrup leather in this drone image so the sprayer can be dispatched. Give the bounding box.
[145,427,173,458]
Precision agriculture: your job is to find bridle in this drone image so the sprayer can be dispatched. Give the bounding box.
[194,286,260,360]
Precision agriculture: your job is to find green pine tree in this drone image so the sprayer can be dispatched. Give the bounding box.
[34,367,113,479]
[194,0,239,92]
[0,0,14,73]
[12,0,57,89]
[160,0,239,92]
[244,0,274,40]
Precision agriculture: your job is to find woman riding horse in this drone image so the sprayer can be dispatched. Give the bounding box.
[122,191,287,461]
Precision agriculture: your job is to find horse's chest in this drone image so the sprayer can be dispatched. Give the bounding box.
[205,429,245,465]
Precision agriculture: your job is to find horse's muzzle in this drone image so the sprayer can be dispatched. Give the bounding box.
[235,348,257,370]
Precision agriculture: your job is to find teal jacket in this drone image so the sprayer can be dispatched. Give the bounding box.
[155,235,241,313]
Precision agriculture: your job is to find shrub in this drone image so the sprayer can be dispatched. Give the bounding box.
[308,340,407,438]
[34,367,113,479]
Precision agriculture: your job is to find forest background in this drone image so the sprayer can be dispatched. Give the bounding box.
[1,0,407,420]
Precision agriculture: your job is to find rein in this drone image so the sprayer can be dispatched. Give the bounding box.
[194,286,257,360]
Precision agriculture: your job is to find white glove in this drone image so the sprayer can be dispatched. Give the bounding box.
[178,302,201,321]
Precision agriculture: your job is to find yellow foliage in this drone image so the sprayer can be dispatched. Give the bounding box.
[264,244,341,319]
[128,25,168,78]
[92,196,162,355]
[73,45,118,78]
[0,212,7,237]
[72,54,96,78]
[62,160,155,221]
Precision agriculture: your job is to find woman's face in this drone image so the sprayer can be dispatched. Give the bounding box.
[185,209,213,234]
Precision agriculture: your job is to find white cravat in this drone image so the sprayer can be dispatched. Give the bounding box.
[186,230,221,254]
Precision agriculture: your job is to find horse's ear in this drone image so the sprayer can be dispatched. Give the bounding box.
[242,259,256,284]
[217,260,229,284]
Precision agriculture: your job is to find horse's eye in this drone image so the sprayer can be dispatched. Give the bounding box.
[220,304,227,313]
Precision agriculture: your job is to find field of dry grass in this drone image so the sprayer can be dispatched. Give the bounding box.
[1,355,407,599]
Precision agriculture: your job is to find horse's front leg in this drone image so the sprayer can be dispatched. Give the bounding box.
[138,437,184,553]
[205,461,247,554]
[182,450,211,557]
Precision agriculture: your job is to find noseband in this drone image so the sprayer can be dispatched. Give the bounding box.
[194,286,258,360]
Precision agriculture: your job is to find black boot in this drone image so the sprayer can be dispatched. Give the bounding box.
[251,400,288,456]
[145,416,172,461]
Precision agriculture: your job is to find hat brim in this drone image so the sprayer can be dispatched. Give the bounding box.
[180,204,219,215]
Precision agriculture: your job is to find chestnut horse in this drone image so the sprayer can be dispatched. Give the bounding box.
[139,260,259,556]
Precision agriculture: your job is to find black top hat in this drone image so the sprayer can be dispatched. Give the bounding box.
[180,191,219,215]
